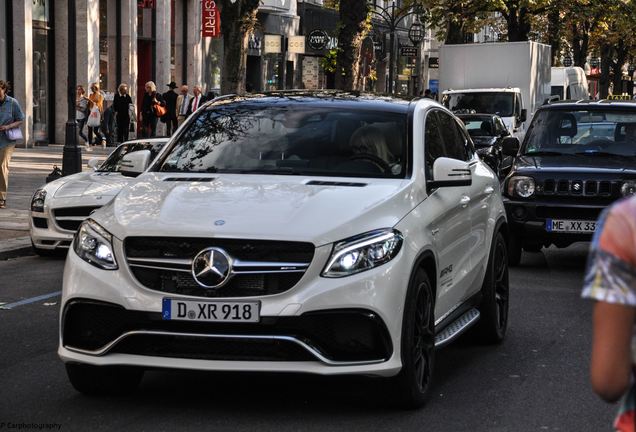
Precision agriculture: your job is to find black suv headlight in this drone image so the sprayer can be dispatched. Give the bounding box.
[31,189,46,212]
[507,176,535,198]
[73,219,118,270]
[322,229,403,278]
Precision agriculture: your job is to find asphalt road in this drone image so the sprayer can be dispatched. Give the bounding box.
[0,245,614,431]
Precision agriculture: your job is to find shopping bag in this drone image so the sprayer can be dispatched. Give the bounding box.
[87,107,101,127]
[6,127,23,141]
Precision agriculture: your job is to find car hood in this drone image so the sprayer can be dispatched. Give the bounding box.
[51,171,131,198]
[513,155,636,175]
[96,173,416,246]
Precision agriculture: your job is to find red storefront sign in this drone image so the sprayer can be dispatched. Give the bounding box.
[202,1,221,38]
[138,0,155,8]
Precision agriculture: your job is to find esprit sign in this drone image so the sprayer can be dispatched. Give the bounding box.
[202,1,221,38]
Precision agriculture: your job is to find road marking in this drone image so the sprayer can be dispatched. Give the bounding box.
[0,291,62,310]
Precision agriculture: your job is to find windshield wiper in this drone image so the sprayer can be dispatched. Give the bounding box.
[523,151,565,156]
[574,151,625,157]
[228,167,303,175]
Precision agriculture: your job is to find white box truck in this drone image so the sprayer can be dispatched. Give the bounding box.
[439,41,552,139]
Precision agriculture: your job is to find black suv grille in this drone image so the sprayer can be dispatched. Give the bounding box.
[540,179,613,197]
[124,237,315,298]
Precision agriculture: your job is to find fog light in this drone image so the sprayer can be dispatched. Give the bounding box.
[512,206,527,221]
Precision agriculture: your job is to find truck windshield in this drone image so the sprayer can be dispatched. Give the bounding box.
[156,104,408,179]
[523,109,636,156]
[443,92,514,117]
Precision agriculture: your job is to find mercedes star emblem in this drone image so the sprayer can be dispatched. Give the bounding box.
[191,247,232,288]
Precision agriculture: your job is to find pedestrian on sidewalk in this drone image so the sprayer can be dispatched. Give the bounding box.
[87,82,106,147]
[186,85,205,116]
[163,82,178,135]
[583,196,636,431]
[75,85,89,144]
[140,81,165,138]
[113,83,133,144]
[176,84,191,126]
[0,80,25,209]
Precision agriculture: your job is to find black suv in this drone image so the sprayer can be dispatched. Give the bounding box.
[502,100,636,265]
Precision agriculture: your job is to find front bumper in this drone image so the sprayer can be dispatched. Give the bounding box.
[504,198,604,247]
[59,238,411,377]
[30,210,74,250]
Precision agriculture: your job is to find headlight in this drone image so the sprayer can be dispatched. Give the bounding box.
[322,229,403,278]
[621,181,636,197]
[31,189,46,212]
[507,176,535,198]
[73,219,118,270]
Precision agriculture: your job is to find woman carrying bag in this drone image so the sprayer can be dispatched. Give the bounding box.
[87,82,105,147]
[140,81,165,138]
[75,85,90,145]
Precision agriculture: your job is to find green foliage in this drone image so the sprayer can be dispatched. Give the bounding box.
[321,49,339,73]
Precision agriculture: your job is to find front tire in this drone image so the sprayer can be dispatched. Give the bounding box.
[507,233,522,266]
[473,231,509,344]
[391,269,435,409]
[65,363,143,396]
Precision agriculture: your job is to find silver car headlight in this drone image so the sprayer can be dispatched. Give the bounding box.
[31,189,47,212]
[322,229,403,278]
[507,176,535,198]
[73,219,118,270]
[621,180,636,197]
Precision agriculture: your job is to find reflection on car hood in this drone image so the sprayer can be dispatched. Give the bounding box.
[472,136,497,147]
[52,172,131,198]
[513,155,636,174]
[96,173,415,246]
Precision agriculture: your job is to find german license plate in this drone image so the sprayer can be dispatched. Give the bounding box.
[546,219,597,233]
[162,298,260,323]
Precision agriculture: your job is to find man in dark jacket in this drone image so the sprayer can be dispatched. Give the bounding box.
[163,82,178,135]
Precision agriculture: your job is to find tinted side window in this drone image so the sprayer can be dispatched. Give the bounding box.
[425,111,445,170]
[437,111,468,161]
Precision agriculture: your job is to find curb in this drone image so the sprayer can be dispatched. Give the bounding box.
[0,237,35,260]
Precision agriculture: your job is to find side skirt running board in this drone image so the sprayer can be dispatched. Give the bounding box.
[434,308,480,348]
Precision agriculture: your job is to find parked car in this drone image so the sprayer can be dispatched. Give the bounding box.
[30,138,169,255]
[502,100,636,265]
[59,92,509,408]
[457,113,518,178]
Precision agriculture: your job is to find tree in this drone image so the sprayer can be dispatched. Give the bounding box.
[218,0,260,95]
[334,0,370,90]
[410,0,490,44]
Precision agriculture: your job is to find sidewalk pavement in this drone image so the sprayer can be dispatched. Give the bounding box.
[0,144,111,259]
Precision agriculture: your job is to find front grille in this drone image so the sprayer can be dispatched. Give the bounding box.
[62,300,392,363]
[124,237,315,298]
[541,179,613,197]
[53,206,101,232]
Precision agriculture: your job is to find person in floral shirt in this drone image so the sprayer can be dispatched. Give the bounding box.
[583,195,636,432]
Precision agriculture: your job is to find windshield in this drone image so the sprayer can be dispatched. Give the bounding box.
[459,116,496,137]
[156,104,408,178]
[523,109,636,156]
[443,92,515,117]
[551,86,564,100]
[98,141,166,172]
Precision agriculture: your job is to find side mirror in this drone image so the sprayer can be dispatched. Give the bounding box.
[502,137,520,156]
[427,157,472,189]
[519,109,527,123]
[120,150,151,177]
[87,158,101,170]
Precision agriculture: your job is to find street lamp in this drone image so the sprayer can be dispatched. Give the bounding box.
[62,0,81,176]
[368,0,424,94]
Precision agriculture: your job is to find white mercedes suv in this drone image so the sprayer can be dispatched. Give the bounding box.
[59,92,509,407]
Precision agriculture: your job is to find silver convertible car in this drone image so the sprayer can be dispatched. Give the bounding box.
[29,138,168,255]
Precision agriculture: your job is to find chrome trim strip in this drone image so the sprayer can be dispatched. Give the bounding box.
[128,263,191,273]
[55,216,89,221]
[434,309,480,348]
[128,257,192,266]
[434,301,462,327]
[64,330,386,366]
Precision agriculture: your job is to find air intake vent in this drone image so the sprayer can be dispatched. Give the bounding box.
[163,177,215,182]
[306,180,367,187]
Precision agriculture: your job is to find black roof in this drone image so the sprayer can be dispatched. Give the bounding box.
[205,90,414,114]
